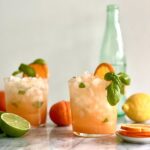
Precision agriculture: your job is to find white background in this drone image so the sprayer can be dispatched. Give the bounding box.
[0,0,150,105]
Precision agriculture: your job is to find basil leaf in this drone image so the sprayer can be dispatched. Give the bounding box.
[104,72,115,81]
[19,64,36,77]
[105,72,122,89]
[32,101,43,108]
[79,82,86,88]
[18,90,26,95]
[12,70,22,76]
[32,58,46,65]
[106,82,121,106]
[118,72,131,85]
[102,118,108,123]
[120,84,125,95]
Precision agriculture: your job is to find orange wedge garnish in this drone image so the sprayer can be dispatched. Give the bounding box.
[29,63,48,78]
[23,59,48,78]
[94,63,115,79]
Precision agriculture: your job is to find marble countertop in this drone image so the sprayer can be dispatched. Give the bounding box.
[1,117,150,150]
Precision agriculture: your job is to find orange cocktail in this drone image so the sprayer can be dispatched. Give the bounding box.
[4,76,48,127]
[69,73,117,137]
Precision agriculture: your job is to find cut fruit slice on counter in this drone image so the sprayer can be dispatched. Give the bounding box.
[121,124,150,132]
[117,124,150,138]
[117,130,150,138]
[0,113,30,137]
[94,63,115,79]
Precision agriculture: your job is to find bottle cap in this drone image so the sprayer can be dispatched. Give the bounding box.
[107,4,119,11]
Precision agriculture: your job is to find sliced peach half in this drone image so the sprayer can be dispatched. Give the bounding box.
[94,63,115,79]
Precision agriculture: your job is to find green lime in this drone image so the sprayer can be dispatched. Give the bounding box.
[0,113,30,137]
[0,111,5,133]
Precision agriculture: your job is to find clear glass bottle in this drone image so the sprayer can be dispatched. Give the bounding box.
[100,4,126,116]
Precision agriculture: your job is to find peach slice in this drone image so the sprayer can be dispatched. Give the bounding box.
[94,63,115,79]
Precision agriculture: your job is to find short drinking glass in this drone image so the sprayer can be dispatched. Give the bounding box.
[4,76,48,127]
[68,73,117,137]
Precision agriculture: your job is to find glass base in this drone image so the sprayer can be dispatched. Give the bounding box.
[73,131,114,138]
[31,123,46,128]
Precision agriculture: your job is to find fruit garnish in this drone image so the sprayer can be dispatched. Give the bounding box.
[0,113,30,137]
[104,72,131,106]
[28,58,48,78]
[12,58,48,78]
[49,100,72,126]
[94,63,115,79]
[19,64,36,77]
[79,82,86,88]
[122,93,150,122]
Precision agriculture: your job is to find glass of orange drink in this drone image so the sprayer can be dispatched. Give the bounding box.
[69,63,130,137]
[69,72,117,137]
[4,59,49,127]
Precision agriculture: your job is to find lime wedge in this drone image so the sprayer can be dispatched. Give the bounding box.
[0,113,30,137]
[0,111,4,133]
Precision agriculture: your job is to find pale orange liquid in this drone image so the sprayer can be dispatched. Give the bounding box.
[6,99,47,127]
[71,102,117,134]
[69,78,117,135]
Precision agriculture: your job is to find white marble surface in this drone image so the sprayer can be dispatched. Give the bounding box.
[1,117,150,150]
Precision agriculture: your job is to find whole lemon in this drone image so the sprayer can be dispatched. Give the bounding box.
[122,93,150,122]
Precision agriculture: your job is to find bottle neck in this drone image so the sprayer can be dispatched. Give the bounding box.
[106,9,119,28]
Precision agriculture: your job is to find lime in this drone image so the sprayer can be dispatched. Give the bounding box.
[0,113,30,137]
[0,111,4,133]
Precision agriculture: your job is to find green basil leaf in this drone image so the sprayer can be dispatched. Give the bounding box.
[79,82,86,88]
[102,118,108,123]
[118,72,131,85]
[19,64,36,77]
[120,84,125,95]
[32,101,43,108]
[32,58,46,65]
[12,70,22,76]
[105,72,122,89]
[104,72,115,81]
[106,82,121,106]
[18,90,26,95]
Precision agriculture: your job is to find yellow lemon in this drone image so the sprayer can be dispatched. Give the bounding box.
[122,93,150,122]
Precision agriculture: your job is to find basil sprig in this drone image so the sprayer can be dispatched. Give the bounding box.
[104,72,131,106]
[32,58,46,65]
[19,64,36,77]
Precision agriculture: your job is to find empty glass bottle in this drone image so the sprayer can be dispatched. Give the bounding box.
[100,4,126,116]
